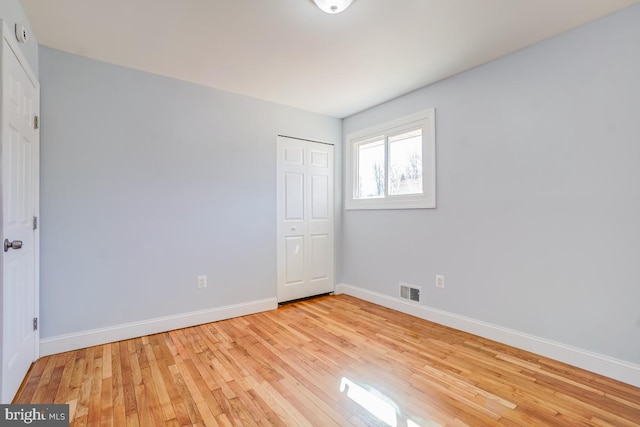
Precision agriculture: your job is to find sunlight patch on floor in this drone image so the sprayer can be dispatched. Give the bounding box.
[340,377,438,427]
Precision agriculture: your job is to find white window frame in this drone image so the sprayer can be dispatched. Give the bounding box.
[345,108,436,210]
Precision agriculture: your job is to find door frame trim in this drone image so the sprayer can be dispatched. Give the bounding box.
[277,134,334,146]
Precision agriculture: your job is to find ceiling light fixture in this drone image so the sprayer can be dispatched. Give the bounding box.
[313,0,354,14]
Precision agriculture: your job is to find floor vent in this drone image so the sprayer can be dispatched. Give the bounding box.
[399,283,421,303]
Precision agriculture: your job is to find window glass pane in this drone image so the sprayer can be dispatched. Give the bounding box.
[388,129,422,195]
[357,139,385,198]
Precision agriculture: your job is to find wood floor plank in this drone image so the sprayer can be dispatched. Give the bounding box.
[14,295,640,426]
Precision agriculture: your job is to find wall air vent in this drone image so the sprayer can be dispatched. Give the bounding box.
[399,283,421,303]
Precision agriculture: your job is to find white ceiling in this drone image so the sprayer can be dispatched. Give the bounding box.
[20,0,638,118]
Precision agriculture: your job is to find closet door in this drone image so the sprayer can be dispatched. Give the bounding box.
[277,136,334,303]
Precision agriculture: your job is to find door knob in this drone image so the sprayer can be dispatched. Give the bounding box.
[4,239,23,252]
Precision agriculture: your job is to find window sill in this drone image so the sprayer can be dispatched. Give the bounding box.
[345,196,436,210]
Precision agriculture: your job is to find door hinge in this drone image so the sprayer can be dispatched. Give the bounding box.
[34,115,39,130]
[33,216,38,230]
[33,317,38,331]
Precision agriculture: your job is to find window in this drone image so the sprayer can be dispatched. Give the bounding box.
[346,108,436,210]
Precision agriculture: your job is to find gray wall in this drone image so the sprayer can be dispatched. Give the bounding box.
[39,47,341,338]
[342,5,640,364]
[0,0,38,77]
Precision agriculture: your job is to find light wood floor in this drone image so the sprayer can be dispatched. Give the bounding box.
[15,294,640,426]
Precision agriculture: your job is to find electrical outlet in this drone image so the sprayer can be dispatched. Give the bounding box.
[435,275,445,289]
[197,275,207,289]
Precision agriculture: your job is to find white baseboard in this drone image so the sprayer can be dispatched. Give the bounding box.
[335,283,640,388]
[40,298,278,356]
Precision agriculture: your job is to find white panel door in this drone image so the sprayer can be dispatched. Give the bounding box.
[277,136,334,302]
[1,27,39,403]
